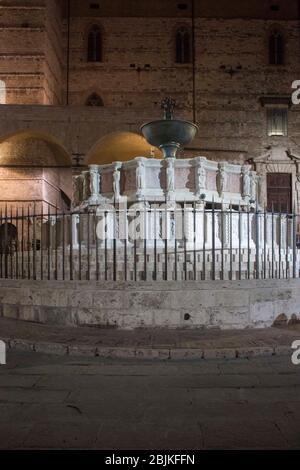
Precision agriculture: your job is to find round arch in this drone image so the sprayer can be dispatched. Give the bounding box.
[0,130,71,167]
[85,131,162,165]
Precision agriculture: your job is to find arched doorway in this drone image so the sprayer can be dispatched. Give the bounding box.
[0,223,17,254]
[0,131,72,213]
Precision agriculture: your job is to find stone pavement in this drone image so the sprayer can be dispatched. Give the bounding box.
[0,317,300,359]
[0,350,300,449]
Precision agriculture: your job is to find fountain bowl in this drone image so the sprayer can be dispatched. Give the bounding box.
[140,119,198,158]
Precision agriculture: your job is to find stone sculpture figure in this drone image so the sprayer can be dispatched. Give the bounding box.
[89,165,100,203]
[161,97,176,120]
[250,171,257,202]
[197,163,206,192]
[136,161,145,193]
[82,170,91,201]
[242,165,251,198]
[73,175,83,208]
[217,163,227,196]
[113,166,121,198]
[166,159,175,192]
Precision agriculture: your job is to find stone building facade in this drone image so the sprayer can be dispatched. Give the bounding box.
[0,0,300,213]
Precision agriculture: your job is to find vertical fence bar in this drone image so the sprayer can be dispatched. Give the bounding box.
[184,203,187,281]
[113,209,116,282]
[263,208,267,279]
[238,205,241,280]
[70,213,73,281]
[10,206,13,278]
[255,204,260,280]
[221,206,224,280]
[212,200,215,281]
[144,205,147,281]
[124,221,127,282]
[4,205,8,278]
[95,211,99,281]
[27,206,31,280]
[15,207,19,279]
[32,203,36,280]
[202,204,206,280]
[174,205,177,281]
[271,207,274,279]
[279,209,282,279]
[47,205,51,280]
[293,206,297,278]
[134,237,137,282]
[193,202,196,281]
[123,205,127,281]
[21,206,24,279]
[0,208,2,278]
[247,206,250,280]
[104,211,108,281]
[164,203,168,281]
[286,212,289,279]
[87,211,90,281]
[153,206,157,281]
[78,212,82,280]
[40,204,43,280]
[62,211,65,281]
[55,206,58,280]
[229,203,233,280]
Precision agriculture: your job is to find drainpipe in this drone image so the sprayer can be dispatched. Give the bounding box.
[66,0,70,105]
[191,0,196,123]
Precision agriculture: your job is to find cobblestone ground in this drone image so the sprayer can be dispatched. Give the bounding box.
[0,351,299,449]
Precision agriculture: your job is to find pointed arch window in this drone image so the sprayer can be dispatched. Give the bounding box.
[175,27,191,64]
[85,93,103,106]
[87,25,102,62]
[269,30,284,65]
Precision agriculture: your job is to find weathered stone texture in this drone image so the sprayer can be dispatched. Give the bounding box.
[0,278,300,330]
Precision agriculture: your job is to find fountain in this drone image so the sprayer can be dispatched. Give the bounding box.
[140,98,198,159]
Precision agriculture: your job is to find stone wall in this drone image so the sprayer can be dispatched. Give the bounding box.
[0,278,299,330]
[0,0,63,104]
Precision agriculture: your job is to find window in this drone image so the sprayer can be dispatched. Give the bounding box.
[87,25,102,62]
[175,27,191,64]
[0,80,5,104]
[269,30,284,65]
[267,108,288,136]
[85,93,103,106]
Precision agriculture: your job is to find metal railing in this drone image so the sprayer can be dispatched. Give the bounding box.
[0,203,299,282]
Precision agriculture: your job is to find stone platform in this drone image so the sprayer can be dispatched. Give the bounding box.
[0,278,300,330]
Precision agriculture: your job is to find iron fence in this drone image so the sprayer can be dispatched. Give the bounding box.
[0,203,299,282]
